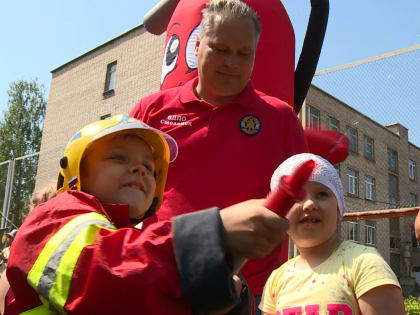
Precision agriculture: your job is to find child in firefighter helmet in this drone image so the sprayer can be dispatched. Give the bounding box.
[6,115,290,314]
[56,114,178,221]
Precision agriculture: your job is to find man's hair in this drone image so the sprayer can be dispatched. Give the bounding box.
[199,0,261,40]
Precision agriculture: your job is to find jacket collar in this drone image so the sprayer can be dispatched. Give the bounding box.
[67,190,132,228]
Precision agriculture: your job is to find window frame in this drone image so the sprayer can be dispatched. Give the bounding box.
[409,193,418,207]
[364,176,375,201]
[327,116,340,132]
[388,173,399,197]
[306,105,321,129]
[387,148,398,173]
[346,126,358,153]
[363,135,375,160]
[104,61,117,93]
[348,221,360,242]
[365,221,376,245]
[409,159,417,181]
[346,169,359,195]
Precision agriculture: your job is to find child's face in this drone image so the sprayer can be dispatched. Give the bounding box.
[286,181,339,249]
[81,134,156,219]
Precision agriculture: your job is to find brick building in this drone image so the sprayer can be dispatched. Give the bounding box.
[36,23,420,284]
[302,87,420,283]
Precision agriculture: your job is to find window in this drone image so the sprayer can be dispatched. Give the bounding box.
[328,116,340,132]
[306,106,320,129]
[388,196,399,209]
[389,218,400,249]
[409,160,417,181]
[390,237,400,249]
[348,221,359,242]
[346,126,358,152]
[409,193,418,207]
[346,169,358,195]
[365,221,376,245]
[100,113,111,120]
[387,148,397,173]
[104,61,117,92]
[363,135,374,160]
[365,176,375,201]
[388,174,399,196]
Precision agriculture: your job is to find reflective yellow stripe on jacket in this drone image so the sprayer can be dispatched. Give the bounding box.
[27,212,116,314]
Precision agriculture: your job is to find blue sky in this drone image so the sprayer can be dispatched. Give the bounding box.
[1,0,419,142]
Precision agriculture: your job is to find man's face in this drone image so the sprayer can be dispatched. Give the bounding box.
[195,16,258,105]
[81,134,156,219]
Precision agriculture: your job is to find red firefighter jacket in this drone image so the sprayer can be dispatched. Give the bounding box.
[5,191,242,314]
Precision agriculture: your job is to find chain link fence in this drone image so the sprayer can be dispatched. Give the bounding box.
[306,45,420,288]
[0,144,64,235]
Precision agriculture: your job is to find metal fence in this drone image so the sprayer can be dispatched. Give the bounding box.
[0,144,65,233]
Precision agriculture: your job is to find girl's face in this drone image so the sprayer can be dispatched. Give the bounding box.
[286,181,339,249]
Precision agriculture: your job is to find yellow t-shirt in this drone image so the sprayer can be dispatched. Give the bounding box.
[260,241,400,315]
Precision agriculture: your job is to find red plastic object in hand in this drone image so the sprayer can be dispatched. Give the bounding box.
[305,128,349,165]
[265,160,315,217]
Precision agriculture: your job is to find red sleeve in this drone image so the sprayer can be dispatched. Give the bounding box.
[66,221,189,314]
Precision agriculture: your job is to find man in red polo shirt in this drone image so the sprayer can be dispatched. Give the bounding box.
[130,0,308,301]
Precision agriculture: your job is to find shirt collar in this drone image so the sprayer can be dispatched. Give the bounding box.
[179,77,257,108]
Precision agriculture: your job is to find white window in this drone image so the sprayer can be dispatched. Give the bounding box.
[328,116,339,132]
[347,169,358,195]
[363,135,374,160]
[306,105,320,129]
[348,222,359,242]
[346,126,358,152]
[365,176,375,200]
[365,221,376,245]
[409,160,416,180]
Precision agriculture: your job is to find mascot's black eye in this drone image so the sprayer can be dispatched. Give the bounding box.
[161,34,180,84]
[166,35,180,66]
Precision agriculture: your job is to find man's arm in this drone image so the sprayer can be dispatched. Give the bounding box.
[173,200,289,314]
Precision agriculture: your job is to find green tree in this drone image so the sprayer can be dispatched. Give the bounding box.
[0,79,46,228]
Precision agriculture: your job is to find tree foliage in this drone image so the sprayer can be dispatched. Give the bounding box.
[0,79,46,228]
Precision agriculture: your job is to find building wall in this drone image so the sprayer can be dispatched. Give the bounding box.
[304,86,420,276]
[36,26,164,191]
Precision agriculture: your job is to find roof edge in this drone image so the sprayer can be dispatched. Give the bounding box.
[51,23,145,73]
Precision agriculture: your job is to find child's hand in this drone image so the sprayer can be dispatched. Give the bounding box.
[220,199,289,259]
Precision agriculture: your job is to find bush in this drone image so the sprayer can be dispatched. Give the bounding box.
[405,296,420,314]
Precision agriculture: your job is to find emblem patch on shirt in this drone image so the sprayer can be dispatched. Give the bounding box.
[239,115,261,136]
